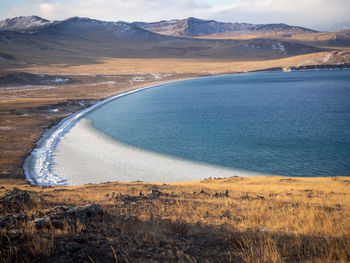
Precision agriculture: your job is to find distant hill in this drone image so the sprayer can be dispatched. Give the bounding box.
[0,16,51,32]
[33,17,173,42]
[0,16,327,68]
[0,16,171,42]
[329,29,350,46]
[132,17,317,37]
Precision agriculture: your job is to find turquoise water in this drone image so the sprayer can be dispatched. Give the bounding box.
[87,70,350,177]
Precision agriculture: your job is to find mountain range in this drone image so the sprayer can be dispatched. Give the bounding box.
[1,16,316,36]
[132,17,317,37]
[0,16,348,69]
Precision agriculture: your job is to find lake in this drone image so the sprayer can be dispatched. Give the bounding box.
[86,70,350,177]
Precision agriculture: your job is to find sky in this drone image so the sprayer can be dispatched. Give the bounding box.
[1,0,350,31]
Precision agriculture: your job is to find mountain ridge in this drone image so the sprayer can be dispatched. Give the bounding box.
[0,16,317,37]
[0,15,335,68]
[0,16,51,32]
[132,17,317,37]
[30,16,173,42]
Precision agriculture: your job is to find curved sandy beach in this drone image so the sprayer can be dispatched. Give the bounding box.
[52,118,267,185]
[23,81,179,185]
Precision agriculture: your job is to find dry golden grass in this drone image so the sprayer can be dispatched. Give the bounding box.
[16,51,343,75]
[195,31,345,44]
[1,176,349,262]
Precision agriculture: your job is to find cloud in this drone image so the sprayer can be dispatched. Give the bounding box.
[1,0,349,30]
[3,0,206,21]
[207,0,350,30]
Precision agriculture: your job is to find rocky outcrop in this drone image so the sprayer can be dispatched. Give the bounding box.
[0,187,103,229]
[30,204,104,229]
[0,188,35,212]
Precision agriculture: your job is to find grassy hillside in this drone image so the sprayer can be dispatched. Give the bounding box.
[0,176,349,262]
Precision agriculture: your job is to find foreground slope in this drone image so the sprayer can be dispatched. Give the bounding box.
[0,176,349,262]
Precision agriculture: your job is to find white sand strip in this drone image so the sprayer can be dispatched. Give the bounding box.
[51,118,264,186]
[23,80,190,186]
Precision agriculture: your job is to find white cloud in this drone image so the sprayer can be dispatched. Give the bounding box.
[1,0,349,30]
[207,0,350,30]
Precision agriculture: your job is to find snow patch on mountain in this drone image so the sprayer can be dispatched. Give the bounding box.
[0,16,51,31]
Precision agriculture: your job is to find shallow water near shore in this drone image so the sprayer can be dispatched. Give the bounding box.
[86,70,350,178]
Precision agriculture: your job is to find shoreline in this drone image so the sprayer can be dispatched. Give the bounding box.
[23,66,350,186]
[23,77,203,185]
[24,72,276,186]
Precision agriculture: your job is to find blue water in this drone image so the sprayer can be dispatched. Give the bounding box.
[86,70,350,177]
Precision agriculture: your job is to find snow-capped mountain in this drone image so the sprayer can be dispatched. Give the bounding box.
[0,16,51,32]
[35,17,172,41]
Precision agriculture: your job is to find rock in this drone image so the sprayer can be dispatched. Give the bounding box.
[13,213,27,222]
[0,214,15,227]
[184,247,202,257]
[151,189,162,196]
[34,210,44,218]
[120,215,138,222]
[256,195,265,200]
[119,195,138,204]
[0,188,33,212]
[74,204,103,219]
[73,234,86,244]
[45,206,75,224]
[258,226,269,232]
[7,229,25,239]
[51,219,65,228]
[32,217,50,229]
[65,241,81,252]
[159,239,167,247]
[221,210,230,219]
[193,235,213,246]
[241,193,251,200]
[30,204,103,228]
[49,205,74,215]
